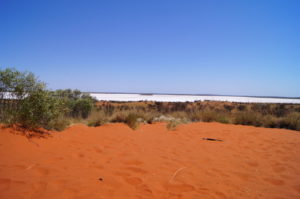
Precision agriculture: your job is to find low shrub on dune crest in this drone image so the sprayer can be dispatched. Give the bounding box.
[166,120,181,130]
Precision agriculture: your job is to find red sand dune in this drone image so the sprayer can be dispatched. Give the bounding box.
[1,122,300,199]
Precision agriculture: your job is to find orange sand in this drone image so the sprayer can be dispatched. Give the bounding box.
[1,122,300,199]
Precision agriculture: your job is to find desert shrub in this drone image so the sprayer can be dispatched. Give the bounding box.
[278,112,300,131]
[171,102,187,112]
[189,111,202,122]
[46,116,70,131]
[88,118,107,127]
[272,104,287,117]
[16,90,68,130]
[251,104,271,115]
[224,104,234,112]
[103,104,115,116]
[92,101,300,131]
[237,104,247,111]
[0,68,45,99]
[155,102,164,112]
[111,112,127,123]
[166,119,181,130]
[0,68,70,131]
[110,112,141,129]
[234,111,263,127]
[0,68,44,123]
[140,111,160,124]
[262,115,279,128]
[169,111,189,120]
[125,113,140,130]
[87,110,108,127]
[187,109,223,123]
[201,110,218,122]
[215,115,230,124]
[52,89,95,119]
[70,98,93,118]
[295,107,300,112]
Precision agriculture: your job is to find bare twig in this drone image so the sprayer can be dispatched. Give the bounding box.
[168,167,186,183]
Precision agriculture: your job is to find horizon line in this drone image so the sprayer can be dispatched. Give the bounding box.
[83,91,300,100]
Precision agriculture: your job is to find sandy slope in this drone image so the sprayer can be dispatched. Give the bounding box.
[0,122,300,199]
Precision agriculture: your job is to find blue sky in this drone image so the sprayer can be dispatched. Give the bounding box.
[1,0,299,97]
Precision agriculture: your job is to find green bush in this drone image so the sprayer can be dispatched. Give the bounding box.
[0,68,94,130]
[17,90,68,130]
[71,98,93,118]
[0,68,71,131]
[52,89,95,119]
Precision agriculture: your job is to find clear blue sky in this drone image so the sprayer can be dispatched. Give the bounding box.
[1,0,299,97]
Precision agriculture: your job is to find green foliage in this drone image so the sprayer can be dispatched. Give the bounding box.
[0,68,45,99]
[51,89,95,119]
[0,68,69,131]
[0,68,96,131]
[17,90,57,129]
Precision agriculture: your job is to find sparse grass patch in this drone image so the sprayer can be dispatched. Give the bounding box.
[261,115,278,128]
[46,116,70,131]
[278,112,300,131]
[215,115,230,124]
[87,110,109,127]
[125,113,140,130]
[166,119,181,130]
[234,111,263,127]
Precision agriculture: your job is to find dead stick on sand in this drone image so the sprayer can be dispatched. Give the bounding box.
[168,167,187,183]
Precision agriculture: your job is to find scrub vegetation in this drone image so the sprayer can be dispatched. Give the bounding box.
[0,68,94,131]
[1,68,300,132]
